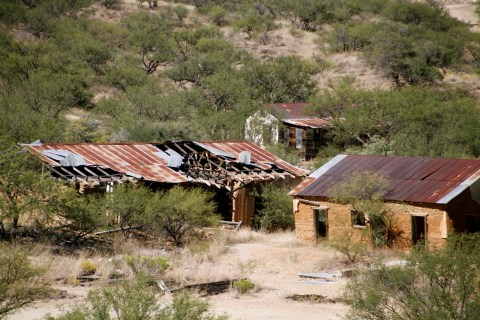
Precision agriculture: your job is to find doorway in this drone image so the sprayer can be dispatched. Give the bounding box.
[314,208,328,238]
[412,215,426,245]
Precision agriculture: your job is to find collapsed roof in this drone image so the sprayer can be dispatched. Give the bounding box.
[26,141,308,190]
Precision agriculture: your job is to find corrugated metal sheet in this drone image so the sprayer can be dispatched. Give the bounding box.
[199,141,309,177]
[282,118,331,129]
[28,141,307,185]
[291,154,480,204]
[29,143,189,183]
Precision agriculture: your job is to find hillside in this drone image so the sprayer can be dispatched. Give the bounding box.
[1,0,480,161]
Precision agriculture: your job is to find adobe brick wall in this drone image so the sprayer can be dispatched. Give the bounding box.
[293,197,451,249]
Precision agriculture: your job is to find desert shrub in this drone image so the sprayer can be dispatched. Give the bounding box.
[0,1,26,26]
[0,139,57,238]
[0,245,51,319]
[233,279,253,294]
[242,56,319,103]
[329,227,367,264]
[50,188,107,242]
[233,10,277,42]
[254,185,294,231]
[107,183,153,231]
[80,260,97,275]
[101,0,121,9]
[209,5,228,26]
[144,186,220,246]
[123,255,169,280]
[45,279,228,320]
[331,170,393,248]
[343,233,480,320]
[381,1,461,31]
[309,80,480,158]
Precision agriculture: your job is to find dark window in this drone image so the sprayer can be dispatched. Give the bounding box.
[465,215,480,233]
[412,215,426,245]
[351,210,366,227]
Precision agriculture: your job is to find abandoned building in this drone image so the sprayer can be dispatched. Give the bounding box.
[26,140,307,226]
[289,154,480,249]
[245,103,331,160]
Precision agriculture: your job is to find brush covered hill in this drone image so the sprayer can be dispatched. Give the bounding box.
[1,0,480,159]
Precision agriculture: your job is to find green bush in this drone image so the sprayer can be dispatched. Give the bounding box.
[254,185,294,231]
[123,255,169,280]
[80,260,97,275]
[45,279,228,320]
[343,233,480,320]
[233,279,253,294]
[209,5,228,26]
[0,245,51,319]
[144,186,220,245]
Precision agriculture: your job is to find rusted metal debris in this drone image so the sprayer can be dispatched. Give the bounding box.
[25,140,307,189]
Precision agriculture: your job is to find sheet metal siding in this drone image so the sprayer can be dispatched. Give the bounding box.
[293,154,480,204]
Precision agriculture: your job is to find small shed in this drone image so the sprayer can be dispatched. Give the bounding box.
[290,154,480,249]
[245,103,330,160]
[26,140,308,226]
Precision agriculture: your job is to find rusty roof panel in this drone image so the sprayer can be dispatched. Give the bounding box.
[291,154,480,204]
[282,118,331,129]
[28,141,307,186]
[29,143,188,183]
[267,103,310,119]
[199,141,308,177]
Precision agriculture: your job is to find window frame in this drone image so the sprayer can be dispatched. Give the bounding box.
[351,210,366,228]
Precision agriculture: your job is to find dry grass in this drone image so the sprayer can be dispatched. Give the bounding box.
[29,246,114,284]
[24,229,348,296]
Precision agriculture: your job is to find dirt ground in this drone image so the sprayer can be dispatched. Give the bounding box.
[207,242,349,320]
[8,232,352,320]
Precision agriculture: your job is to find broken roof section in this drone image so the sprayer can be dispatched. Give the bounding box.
[27,141,307,189]
[266,103,331,129]
[290,154,480,204]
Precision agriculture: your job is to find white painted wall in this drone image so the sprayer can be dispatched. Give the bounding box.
[245,110,279,147]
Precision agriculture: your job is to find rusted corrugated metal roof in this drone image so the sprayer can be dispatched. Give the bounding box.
[199,141,309,177]
[29,143,189,183]
[265,103,331,129]
[282,118,331,129]
[290,154,480,204]
[28,141,307,185]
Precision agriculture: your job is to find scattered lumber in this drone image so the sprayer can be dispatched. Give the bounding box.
[172,279,242,296]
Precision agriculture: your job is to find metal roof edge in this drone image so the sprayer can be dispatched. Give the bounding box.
[309,154,348,179]
[436,169,480,204]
